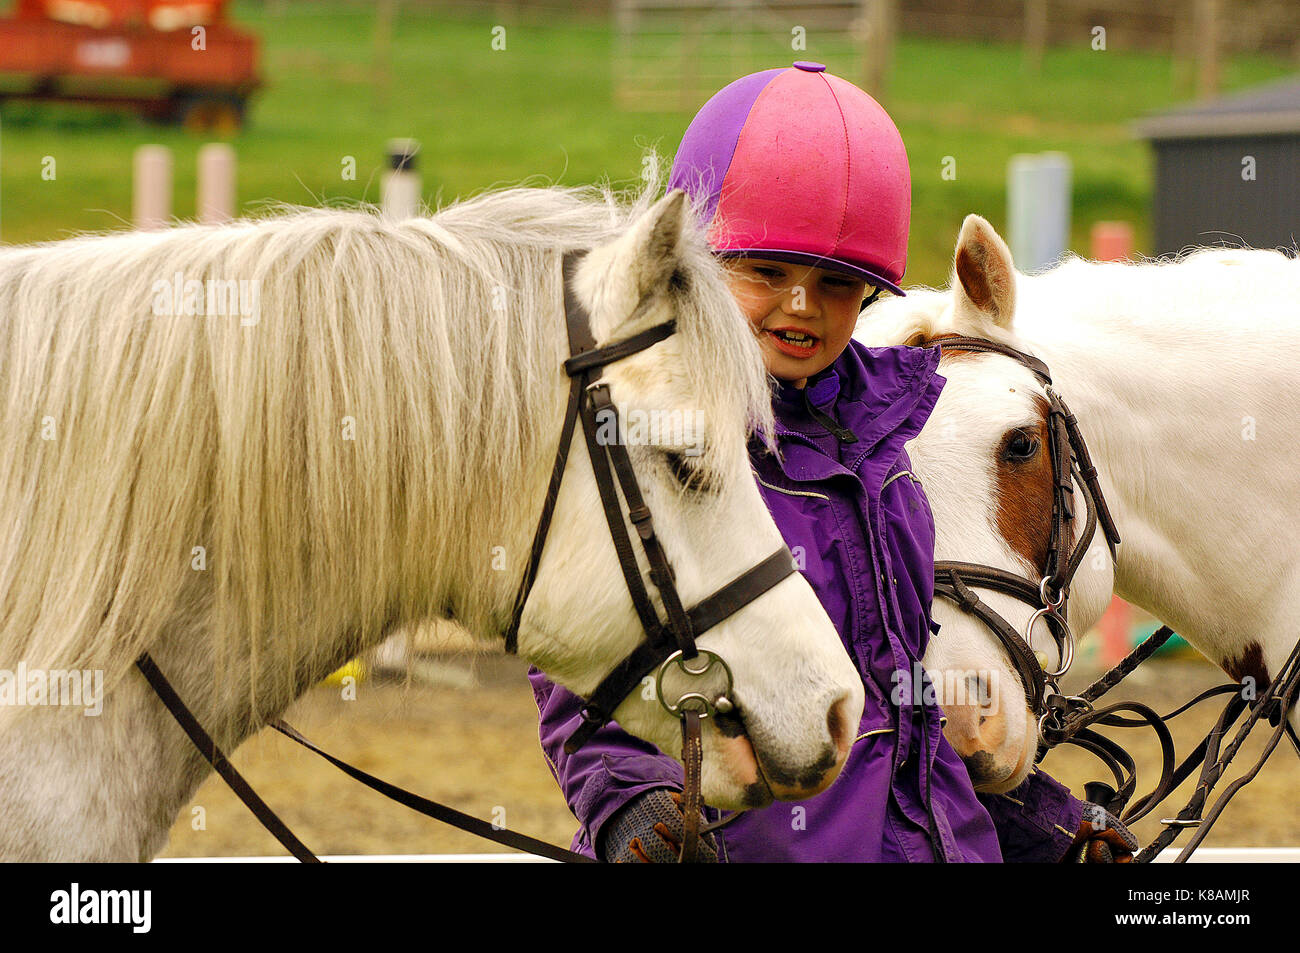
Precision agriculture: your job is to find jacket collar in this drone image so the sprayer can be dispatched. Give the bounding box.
[772,367,842,412]
[760,341,945,485]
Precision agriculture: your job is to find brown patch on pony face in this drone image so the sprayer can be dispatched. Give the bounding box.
[928,334,1057,571]
[993,393,1060,574]
[1223,641,1271,692]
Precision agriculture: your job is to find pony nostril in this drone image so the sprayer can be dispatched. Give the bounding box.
[827,694,854,759]
[713,709,747,739]
[965,749,999,782]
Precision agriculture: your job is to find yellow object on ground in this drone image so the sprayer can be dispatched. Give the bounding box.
[324,659,367,685]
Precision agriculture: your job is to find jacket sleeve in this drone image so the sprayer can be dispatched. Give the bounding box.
[529,666,685,857]
[976,766,1086,862]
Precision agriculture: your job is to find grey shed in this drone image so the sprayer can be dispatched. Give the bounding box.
[1135,76,1300,258]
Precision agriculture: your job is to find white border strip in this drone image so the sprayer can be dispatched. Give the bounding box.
[1151,847,1300,863]
[155,847,1300,863]
[156,852,557,863]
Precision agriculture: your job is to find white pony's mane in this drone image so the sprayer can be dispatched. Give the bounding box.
[0,169,774,712]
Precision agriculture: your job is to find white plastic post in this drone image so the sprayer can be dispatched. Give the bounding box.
[197,143,237,225]
[1006,151,1072,273]
[382,138,421,220]
[133,145,172,230]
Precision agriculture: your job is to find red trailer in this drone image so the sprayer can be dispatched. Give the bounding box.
[0,0,261,131]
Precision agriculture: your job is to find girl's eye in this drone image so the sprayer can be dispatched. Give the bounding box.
[823,273,866,291]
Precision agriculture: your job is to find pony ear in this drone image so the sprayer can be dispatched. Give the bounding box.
[626,188,688,302]
[950,214,1017,334]
[584,189,690,342]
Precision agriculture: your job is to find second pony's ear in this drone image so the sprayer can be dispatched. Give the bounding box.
[950,214,1017,335]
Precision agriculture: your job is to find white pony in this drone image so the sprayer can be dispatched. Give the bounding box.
[0,183,864,860]
[857,214,1300,793]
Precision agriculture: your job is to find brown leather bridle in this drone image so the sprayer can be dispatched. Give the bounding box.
[923,335,1300,861]
[502,248,798,755]
[924,334,1121,733]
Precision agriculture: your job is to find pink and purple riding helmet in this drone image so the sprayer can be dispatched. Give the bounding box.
[667,61,911,300]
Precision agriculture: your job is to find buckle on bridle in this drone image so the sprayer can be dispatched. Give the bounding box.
[1037,692,1091,746]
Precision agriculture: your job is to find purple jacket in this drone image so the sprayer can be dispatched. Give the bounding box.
[529,341,1084,862]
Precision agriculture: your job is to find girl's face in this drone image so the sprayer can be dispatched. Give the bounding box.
[723,257,871,389]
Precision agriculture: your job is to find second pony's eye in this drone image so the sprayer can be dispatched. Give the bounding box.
[1002,429,1041,463]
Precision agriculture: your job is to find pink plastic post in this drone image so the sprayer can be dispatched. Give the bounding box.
[1099,596,1134,666]
[1090,221,1134,262]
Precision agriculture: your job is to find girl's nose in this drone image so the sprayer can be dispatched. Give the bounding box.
[782,281,822,319]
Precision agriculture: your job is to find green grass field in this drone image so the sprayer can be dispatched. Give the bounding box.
[0,2,1291,285]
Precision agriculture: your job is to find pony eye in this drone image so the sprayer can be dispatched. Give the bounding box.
[662,450,709,492]
[1003,429,1040,462]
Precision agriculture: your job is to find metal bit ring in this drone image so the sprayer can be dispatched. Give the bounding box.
[1027,606,1074,678]
[656,649,734,720]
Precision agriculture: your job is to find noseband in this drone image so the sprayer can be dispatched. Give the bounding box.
[504,249,797,756]
[925,335,1121,740]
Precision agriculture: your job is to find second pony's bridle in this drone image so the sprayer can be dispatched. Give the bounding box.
[924,335,1122,740]
[921,337,1300,854]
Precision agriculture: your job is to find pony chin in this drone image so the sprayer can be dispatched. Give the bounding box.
[971,710,1039,795]
[610,698,775,810]
[704,732,775,810]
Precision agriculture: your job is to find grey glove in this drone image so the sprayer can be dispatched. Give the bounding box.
[1069,803,1139,863]
[599,788,719,863]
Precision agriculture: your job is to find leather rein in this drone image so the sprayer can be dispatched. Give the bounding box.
[926,335,1300,861]
[136,248,797,863]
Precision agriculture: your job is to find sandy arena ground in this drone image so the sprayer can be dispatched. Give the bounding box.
[159,644,1300,860]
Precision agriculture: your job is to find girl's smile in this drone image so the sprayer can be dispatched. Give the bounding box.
[764,325,823,359]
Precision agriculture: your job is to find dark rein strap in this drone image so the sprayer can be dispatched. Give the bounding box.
[138,652,595,863]
[268,720,596,862]
[136,654,322,863]
[1037,621,1300,860]
[1135,633,1300,862]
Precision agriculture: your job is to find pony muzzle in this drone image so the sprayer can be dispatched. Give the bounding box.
[712,690,857,804]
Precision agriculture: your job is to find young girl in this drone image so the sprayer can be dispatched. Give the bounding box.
[529,62,1136,862]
